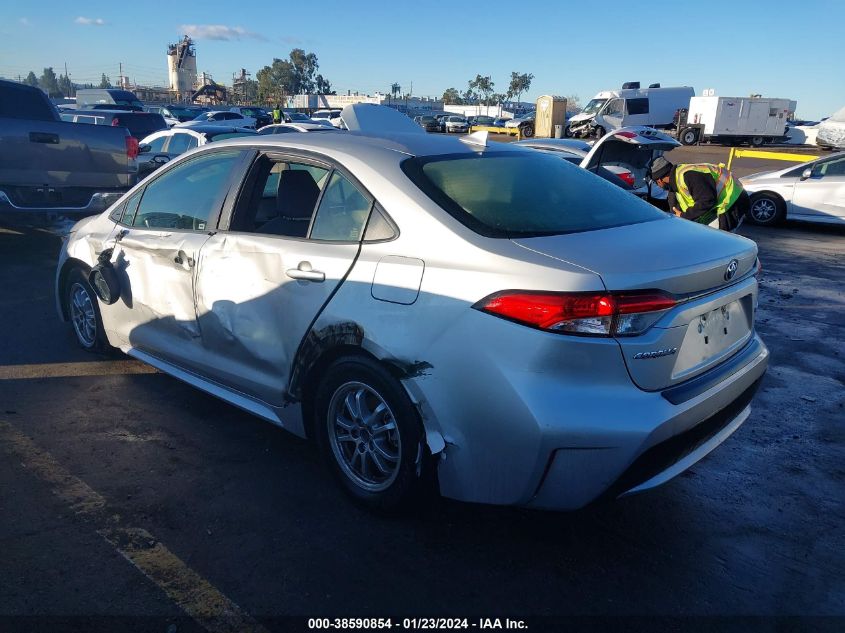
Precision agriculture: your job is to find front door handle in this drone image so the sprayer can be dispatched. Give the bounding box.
[286,261,325,282]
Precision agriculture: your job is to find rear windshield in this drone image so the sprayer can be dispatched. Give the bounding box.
[114,113,167,138]
[207,132,256,142]
[401,151,665,237]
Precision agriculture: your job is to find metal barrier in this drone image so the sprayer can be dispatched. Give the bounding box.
[469,125,522,140]
[726,148,819,171]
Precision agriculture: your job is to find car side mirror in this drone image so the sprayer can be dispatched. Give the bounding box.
[800,168,812,180]
[138,144,151,154]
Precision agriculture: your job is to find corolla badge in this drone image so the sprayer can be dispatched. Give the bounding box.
[633,348,677,360]
[724,259,739,281]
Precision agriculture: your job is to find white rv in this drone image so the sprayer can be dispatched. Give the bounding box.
[567,83,695,138]
[679,96,794,146]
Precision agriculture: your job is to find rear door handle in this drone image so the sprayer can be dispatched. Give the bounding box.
[286,261,325,282]
[29,132,59,144]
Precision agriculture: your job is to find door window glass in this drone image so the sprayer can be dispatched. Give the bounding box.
[132,151,241,230]
[310,172,372,242]
[626,98,649,115]
[819,156,845,177]
[604,99,623,116]
[234,158,329,237]
[166,133,198,154]
[145,136,167,152]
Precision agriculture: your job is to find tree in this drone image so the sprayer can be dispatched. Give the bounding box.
[508,71,534,106]
[563,93,581,112]
[58,73,75,97]
[469,75,494,107]
[442,87,462,105]
[39,68,61,97]
[24,71,39,87]
[99,73,112,89]
[288,48,319,94]
[316,75,333,95]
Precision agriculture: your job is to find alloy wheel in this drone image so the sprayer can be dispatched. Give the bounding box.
[751,198,777,222]
[327,381,402,492]
[69,282,97,348]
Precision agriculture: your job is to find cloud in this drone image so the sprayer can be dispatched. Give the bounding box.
[180,24,267,41]
[75,16,106,26]
[19,18,31,26]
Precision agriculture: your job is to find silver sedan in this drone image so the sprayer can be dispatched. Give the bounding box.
[741,152,845,226]
[56,105,768,511]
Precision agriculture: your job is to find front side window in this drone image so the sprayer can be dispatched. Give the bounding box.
[818,156,845,177]
[310,172,372,242]
[132,151,241,230]
[145,136,168,153]
[603,99,623,116]
[402,151,665,238]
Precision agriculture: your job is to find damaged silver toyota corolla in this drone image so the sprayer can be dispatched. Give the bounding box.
[56,104,768,511]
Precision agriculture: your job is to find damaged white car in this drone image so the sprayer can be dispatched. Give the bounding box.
[57,104,768,511]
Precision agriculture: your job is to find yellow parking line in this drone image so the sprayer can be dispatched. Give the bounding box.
[0,360,158,380]
[0,421,270,633]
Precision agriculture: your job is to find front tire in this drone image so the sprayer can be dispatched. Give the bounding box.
[65,267,111,352]
[315,356,428,511]
[521,125,534,138]
[748,193,786,226]
[593,126,606,139]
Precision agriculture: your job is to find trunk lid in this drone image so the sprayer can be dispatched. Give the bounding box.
[513,217,759,391]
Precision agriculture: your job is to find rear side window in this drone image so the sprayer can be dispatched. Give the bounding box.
[133,151,241,230]
[0,84,57,120]
[627,98,649,115]
[402,152,665,238]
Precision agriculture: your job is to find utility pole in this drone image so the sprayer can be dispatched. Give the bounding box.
[119,62,123,88]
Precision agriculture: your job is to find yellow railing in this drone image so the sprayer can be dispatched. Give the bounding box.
[469,125,522,140]
[726,148,819,170]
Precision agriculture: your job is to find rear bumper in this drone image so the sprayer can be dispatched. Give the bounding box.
[0,189,124,214]
[526,335,768,509]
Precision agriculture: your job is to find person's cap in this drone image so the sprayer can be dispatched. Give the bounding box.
[648,156,673,180]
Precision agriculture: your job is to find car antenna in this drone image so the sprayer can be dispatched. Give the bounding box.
[460,131,488,148]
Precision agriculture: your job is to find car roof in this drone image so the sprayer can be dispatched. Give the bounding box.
[213,128,526,160]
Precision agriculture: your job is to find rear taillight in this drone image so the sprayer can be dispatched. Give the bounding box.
[111,118,120,126]
[125,136,139,160]
[474,290,677,337]
[614,131,637,139]
[617,171,636,187]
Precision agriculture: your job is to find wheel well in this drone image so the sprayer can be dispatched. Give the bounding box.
[57,258,91,320]
[750,190,785,206]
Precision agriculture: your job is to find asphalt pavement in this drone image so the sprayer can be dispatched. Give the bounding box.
[1,163,843,632]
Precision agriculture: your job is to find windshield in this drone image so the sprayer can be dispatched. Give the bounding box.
[582,98,608,115]
[192,112,211,121]
[402,152,664,237]
[287,112,310,121]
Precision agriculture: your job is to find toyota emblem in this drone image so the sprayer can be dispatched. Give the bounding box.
[724,259,739,281]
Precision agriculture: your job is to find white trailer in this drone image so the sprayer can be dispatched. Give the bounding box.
[679,96,794,146]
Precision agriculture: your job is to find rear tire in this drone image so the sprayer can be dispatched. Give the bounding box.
[314,356,429,511]
[750,135,765,147]
[748,193,786,226]
[521,125,534,138]
[65,267,112,353]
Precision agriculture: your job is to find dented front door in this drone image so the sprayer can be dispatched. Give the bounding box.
[108,229,211,365]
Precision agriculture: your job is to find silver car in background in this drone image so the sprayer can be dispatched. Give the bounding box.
[56,105,768,511]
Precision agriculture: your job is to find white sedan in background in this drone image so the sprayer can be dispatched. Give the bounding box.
[176,110,256,129]
[740,152,845,226]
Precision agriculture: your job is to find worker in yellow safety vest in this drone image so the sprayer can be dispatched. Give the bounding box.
[272,105,282,124]
[648,156,749,231]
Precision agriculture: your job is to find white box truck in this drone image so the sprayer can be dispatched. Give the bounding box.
[678,96,793,146]
[566,82,694,138]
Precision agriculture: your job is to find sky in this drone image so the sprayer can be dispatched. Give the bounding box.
[1,0,843,120]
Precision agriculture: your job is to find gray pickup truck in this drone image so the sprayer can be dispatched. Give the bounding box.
[0,79,138,214]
